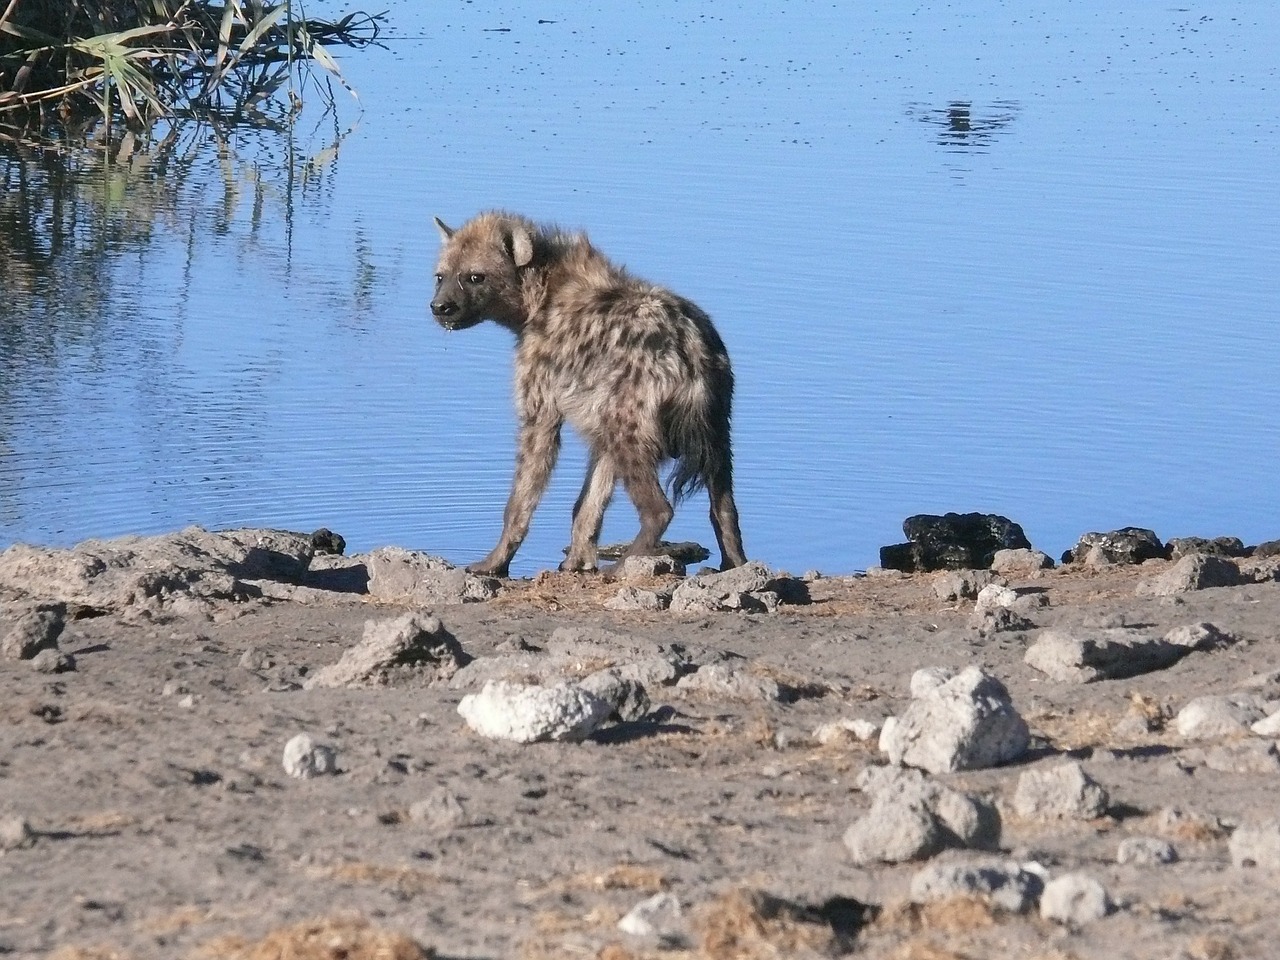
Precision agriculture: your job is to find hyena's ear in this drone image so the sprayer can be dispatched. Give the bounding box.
[509,225,535,268]
[434,216,455,240]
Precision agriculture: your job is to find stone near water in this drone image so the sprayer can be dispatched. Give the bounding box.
[1063,527,1166,566]
[1136,554,1244,597]
[880,512,1032,573]
[364,547,499,604]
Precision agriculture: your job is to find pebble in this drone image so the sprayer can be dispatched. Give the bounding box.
[1117,837,1178,866]
[1040,873,1112,925]
[618,891,683,940]
[282,734,339,779]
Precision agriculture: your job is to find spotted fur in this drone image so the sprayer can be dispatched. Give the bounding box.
[430,210,747,577]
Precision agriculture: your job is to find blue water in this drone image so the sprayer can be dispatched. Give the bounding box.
[2,1,1277,575]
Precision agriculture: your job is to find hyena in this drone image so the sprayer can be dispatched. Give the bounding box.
[430,210,747,577]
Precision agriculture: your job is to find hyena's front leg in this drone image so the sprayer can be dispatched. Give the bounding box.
[559,454,617,572]
[467,416,562,577]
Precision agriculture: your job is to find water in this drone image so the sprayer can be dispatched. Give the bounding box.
[2,2,1278,576]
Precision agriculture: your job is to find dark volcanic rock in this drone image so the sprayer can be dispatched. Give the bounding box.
[1063,527,1167,566]
[310,528,347,556]
[1250,540,1280,559]
[594,540,711,564]
[880,513,1031,573]
[1166,536,1248,561]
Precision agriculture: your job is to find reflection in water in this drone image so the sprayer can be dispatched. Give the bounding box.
[0,119,362,540]
[907,100,1021,152]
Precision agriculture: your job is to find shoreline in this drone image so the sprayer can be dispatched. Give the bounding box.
[2,527,1279,959]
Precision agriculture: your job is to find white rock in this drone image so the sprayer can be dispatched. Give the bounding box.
[1251,709,1280,737]
[0,815,34,851]
[909,666,956,699]
[457,680,612,743]
[880,666,1029,774]
[1013,762,1110,821]
[618,891,683,939]
[974,584,1019,615]
[814,717,880,745]
[990,548,1055,575]
[1229,820,1280,870]
[282,734,338,779]
[1040,873,1112,925]
[909,855,1043,913]
[1175,694,1270,739]
[1117,837,1178,866]
[675,663,782,702]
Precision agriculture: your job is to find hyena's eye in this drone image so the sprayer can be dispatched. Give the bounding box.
[433,273,443,285]
[466,273,486,285]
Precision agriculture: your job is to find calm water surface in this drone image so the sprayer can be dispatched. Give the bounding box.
[2,2,1277,575]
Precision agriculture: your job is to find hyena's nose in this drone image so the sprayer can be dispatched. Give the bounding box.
[431,298,459,318]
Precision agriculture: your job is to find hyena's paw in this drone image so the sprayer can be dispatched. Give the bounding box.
[466,559,510,578]
[557,556,599,574]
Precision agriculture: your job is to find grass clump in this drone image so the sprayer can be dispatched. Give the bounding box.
[0,1,382,130]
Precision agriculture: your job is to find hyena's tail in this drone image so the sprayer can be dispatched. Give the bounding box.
[664,368,735,504]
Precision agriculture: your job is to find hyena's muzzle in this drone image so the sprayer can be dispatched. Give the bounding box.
[429,277,486,331]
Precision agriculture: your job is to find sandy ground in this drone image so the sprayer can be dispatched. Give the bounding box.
[3,543,1280,960]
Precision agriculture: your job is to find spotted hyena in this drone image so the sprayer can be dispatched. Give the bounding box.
[430,210,747,577]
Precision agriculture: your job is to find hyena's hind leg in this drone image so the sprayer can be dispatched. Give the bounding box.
[559,454,616,572]
[613,453,675,565]
[706,463,747,570]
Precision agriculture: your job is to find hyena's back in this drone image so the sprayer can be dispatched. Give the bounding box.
[523,276,735,499]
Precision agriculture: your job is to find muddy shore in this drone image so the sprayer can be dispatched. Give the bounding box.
[2,528,1279,960]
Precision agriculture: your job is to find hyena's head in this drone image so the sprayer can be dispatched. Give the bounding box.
[430,212,536,332]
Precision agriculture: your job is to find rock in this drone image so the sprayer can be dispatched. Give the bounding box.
[1175,694,1270,739]
[0,527,312,613]
[990,548,1055,575]
[616,658,684,688]
[282,734,338,779]
[668,561,808,613]
[304,613,469,689]
[1241,556,1280,584]
[29,648,75,674]
[1039,874,1112,925]
[457,681,613,743]
[973,584,1019,615]
[1023,625,1226,683]
[596,540,709,564]
[932,570,1001,602]
[676,664,783,702]
[1229,821,1280,870]
[617,891,683,940]
[1064,527,1166,566]
[880,666,1029,774]
[0,815,34,851]
[1167,536,1247,561]
[578,669,651,722]
[309,528,346,556]
[814,718,881,745]
[909,854,1044,913]
[1136,554,1244,597]
[613,555,685,579]
[843,767,1000,864]
[2,603,67,660]
[881,512,1032,573]
[604,587,666,611]
[365,547,499,604]
[407,788,468,831]
[1251,710,1280,737]
[1202,740,1280,774]
[544,625,663,664]
[972,606,1035,635]
[1255,540,1280,558]
[1117,837,1178,866]
[1012,762,1109,820]
[909,667,957,699]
